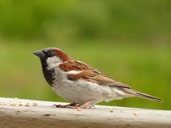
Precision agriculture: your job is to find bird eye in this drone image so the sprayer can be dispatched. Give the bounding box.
[47,50,55,56]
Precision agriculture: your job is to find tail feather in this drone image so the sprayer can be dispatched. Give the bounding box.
[122,88,163,102]
[135,90,163,102]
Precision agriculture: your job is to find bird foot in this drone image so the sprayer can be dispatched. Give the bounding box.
[77,99,96,109]
[52,100,96,109]
[78,105,95,109]
[52,103,79,108]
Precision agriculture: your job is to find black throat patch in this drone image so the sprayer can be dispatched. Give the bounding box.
[41,59,55,86]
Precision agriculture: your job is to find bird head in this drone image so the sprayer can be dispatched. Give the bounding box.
[33,47,70,62]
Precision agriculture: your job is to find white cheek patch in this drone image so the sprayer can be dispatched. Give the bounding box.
[46,56,62,70]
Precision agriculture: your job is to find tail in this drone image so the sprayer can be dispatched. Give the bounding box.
[123,88,163,102]
[134,90,163,102]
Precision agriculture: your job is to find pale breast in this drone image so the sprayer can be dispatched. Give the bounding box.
[46,60,133,104]
[51,70,132,104]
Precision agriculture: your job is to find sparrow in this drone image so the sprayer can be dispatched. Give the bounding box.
[33,47,162,109]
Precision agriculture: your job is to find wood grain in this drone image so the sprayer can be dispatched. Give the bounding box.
[0,97,170,128]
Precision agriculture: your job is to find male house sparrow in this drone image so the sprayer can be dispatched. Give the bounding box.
[33,47,162,109]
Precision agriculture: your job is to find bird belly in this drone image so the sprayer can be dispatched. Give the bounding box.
[51,78,131,104]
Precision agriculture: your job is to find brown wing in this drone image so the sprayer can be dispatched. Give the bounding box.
[59,60,131,89]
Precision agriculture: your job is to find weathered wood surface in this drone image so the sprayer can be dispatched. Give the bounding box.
[0,97,170,128]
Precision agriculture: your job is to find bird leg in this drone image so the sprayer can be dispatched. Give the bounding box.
[78,99,96,109]
[52,100,96,109]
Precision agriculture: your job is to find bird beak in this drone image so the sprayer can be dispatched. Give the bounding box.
[33,50,44,58]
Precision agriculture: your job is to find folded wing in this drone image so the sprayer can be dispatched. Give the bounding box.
[59,60,130,89]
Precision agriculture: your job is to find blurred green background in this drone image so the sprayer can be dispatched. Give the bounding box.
[0,0,170,110]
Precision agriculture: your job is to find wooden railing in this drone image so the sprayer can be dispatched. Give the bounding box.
[0,97,171,128]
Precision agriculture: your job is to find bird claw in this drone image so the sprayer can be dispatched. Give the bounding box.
[52,103,80,108]
[78,105,95,109]
[52,104,65,108]
[52,100,96,109]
